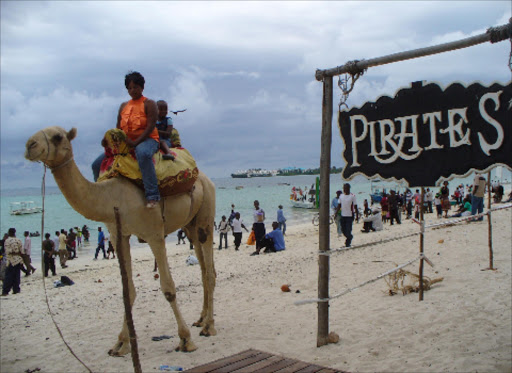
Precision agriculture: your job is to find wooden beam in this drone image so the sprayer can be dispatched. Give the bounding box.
[317,76,333,347]
[316,21,511,81]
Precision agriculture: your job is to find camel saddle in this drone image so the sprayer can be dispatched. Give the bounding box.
[96,129,198,197]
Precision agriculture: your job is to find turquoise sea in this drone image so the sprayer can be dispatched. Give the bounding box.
[2,169,508,264]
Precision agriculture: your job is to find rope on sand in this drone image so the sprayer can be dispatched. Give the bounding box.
[295,254,431,305]
[40,166,94,373]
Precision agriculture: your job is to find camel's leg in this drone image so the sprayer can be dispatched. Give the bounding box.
[185,221,216,337]
[150,236,197,352]
[108,235,136,357]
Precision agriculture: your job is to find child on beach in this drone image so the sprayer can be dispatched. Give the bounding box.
[156,100,181,161]
[434,193,442,218]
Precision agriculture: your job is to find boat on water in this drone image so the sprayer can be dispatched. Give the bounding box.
[235,186,244,190]
[290,177,320,209]
[231,168,277,178]
[10,201,43,215]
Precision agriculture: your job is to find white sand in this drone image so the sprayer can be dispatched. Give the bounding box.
[1,206,511,373]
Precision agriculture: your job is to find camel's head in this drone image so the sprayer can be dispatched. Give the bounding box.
[25,126,77,169]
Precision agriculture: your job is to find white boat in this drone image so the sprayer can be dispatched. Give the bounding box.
[10,201,43,215]
[290,199,316,209]
[290,179,319,209]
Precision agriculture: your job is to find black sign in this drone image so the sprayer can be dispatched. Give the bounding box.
[338,81,512,187]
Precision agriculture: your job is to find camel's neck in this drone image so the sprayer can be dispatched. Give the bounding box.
[50,158,111,222]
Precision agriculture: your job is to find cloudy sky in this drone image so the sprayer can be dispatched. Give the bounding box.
[1,1,510,189]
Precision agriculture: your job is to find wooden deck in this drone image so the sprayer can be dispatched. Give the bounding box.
[185,349,345,373]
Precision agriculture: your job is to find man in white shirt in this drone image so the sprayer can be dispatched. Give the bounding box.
[361,207,383,233]
[425,188,434,213]
[22,231,36,276]
[335,183,359,247]
[231,212,248,251]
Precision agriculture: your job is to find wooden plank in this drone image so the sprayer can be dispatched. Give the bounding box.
[185,349,261,372]
[209,351,273,373]
[230,355,285,373]
[273,361,310,372]
[251,358,300,373]
[315,369,340,373]
[294,365,328,373]
[185,349,342,373]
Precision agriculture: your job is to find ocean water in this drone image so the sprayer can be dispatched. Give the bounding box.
[2,169,505,263]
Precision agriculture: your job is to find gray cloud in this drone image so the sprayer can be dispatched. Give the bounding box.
[1,1,510,189]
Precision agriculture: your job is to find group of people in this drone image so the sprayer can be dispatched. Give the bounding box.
[1,229,38,296]
[0,222,103,296]
[213,202,286,255]
[329,174,504,249]
[92,71,182,209]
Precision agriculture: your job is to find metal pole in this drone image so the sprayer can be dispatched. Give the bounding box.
[419,187,425,301]
[317,76,333,347]
[114,207,142,373]
[316,21,511,80]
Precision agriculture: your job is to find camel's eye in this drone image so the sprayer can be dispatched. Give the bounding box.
[51,134,63,144]
[28,141,37,149]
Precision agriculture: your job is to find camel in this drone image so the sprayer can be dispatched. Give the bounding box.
[25,126,216,355]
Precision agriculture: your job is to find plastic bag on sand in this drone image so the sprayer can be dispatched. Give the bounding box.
[186,255,198,266]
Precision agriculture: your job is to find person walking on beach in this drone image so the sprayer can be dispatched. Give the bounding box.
[252,200,266,254]
[67,228,77,259]
[276,205,287,235]
[335,183,359,248]
[21,231,37,276]
[228,204,236,225]
[387,190,401,225]
[218,216,230,250]
[58,230,69,268]
[42,233,57,277]
[105,231,115,259]
[440,181,451,218]
[426,188,434,213]
[231,212,249,251]
[331,190,342,237]
[82,225,90,243]
[76,227,82,247]
[94,227,107,260]
[2,228,23,296]
[471,173,486,221]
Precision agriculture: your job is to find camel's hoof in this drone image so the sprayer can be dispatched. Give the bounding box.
[108,341,130,357]
[175,338,197,353]
[200,325,217,337]
[192,317,204,327]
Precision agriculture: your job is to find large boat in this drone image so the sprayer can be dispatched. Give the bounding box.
[10,201,43,215]
[231,168,277,178]
[231,171,250,178]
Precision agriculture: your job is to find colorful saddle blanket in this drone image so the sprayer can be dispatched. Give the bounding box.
[97,129,198,196]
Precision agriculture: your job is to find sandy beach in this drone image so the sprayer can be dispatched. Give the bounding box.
[1,206,511,373]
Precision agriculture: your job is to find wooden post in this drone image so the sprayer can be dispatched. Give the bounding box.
[114,207,142,373]
[419,187,425,301]
[317,76,333,347]
[487,171,494,270]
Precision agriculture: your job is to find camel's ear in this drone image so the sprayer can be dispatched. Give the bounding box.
[67,127,77,141]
